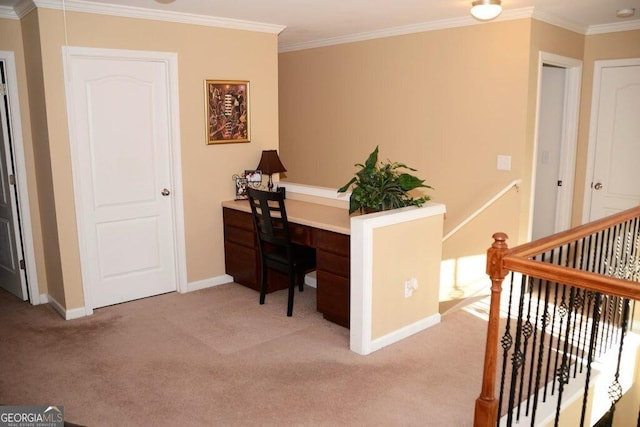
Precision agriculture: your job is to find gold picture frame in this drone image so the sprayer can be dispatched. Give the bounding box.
[205,80,250,144]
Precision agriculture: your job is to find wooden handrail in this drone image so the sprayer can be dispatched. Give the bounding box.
[510,205,640,258]
[473,205,640,426]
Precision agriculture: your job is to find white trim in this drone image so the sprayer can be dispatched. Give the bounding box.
[186,275,233,293]
[587,20,640,35]
[13,0,35,19]
[0,5,18,19]
[369,313,441,354]
[279,182,349,201]
[47,294,87,320]
[39,293,49,304]
[582,58,640,223]
[19,0,285,34]
[531,9,587,34]
[63,46,188,315]
[279,7,536,53]
[350,203,446,355]
[0,51,41,305]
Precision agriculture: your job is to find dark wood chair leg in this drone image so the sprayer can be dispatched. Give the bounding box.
[287,271,295,317]
[259,262,267,305]
[298,272,305,292]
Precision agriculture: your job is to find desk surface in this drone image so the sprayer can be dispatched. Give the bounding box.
[222,198,351,235]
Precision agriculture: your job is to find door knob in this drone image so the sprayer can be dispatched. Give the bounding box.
[161,188,171,196]
[593,182,603,190]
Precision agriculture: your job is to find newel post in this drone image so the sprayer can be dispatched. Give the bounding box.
[474,232,509,427]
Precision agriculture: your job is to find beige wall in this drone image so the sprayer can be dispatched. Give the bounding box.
[279,20,533,306]
[279,20,531,255]
[279,20,639,305]
[9,8,279,309]
[371,214,442,338]
[573,30,640,225]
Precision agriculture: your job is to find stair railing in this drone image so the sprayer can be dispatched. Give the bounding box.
[474,205,640,427]
[443,179,521,242]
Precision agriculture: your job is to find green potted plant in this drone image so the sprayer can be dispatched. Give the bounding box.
[338,146,433,214]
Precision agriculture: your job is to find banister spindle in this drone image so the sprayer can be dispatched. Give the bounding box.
[475,232,510,427]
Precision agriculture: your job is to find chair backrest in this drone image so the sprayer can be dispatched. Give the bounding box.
[246,188,291,250]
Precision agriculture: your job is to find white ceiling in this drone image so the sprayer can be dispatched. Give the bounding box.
[1,0,639,51]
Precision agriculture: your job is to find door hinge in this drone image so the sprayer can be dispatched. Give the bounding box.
[19,259,25,270]
[0,83,6,97]
[9,174,15,185]
[557,180,563,187]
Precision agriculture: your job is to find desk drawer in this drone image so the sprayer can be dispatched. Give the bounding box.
[224,241,258,289]
[223,207,253,231]
[317,250,349,278]
[224,225,256,248]
[290,223,314,247]
[317,270,349,328]
[316,229,349,256]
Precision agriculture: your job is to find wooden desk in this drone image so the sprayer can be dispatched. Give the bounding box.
[222,199,351,328]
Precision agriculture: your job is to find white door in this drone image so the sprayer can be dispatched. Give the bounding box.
[587,61,640,221]
[532,66,565,239]
[0,85,26,300]
[65,49,180,309]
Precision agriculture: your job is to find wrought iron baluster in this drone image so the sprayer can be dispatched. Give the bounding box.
[580,292,603,427]
[506,273,529,425]
[554,287,577,426]
[497,273,516,426]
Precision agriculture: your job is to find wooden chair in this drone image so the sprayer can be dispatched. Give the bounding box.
[247,187,316,316]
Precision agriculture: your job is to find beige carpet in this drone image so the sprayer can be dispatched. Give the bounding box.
[0,283,489,426]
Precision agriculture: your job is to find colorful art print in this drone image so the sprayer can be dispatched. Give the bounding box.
[205,80,250,144]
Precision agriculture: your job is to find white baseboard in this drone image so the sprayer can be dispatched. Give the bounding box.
[368,313,441,354]
[39,293,49,304]
[305,271,317,288]
[185,274,233,292]
[47,294,87,320]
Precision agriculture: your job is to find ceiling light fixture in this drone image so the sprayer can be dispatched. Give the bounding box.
[471,0,503,21]
[616,8,636,18]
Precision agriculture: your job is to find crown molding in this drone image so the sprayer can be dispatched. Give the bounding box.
[16,0,285,34]
[14,0,36,19]
[587,19,640,35]
[279,7,536,53]
[0,5,19,19]
[531,9,587,34]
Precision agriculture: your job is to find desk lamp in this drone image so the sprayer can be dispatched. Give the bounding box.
[256,149,287,191]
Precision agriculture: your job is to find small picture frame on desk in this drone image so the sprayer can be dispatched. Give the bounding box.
[243,170,262,188]
[234,176,248,200]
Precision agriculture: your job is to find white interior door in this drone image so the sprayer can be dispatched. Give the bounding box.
[587,61,640,221]
[65,49,180,309]
[532,66,564,240]
[0,91,26,300]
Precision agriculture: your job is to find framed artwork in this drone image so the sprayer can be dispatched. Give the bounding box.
[205,80,250,144]
[234,176,248,200]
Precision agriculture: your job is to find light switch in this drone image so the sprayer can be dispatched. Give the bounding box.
[497,155,511,171]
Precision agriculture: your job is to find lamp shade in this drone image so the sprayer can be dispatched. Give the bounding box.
[256,150,287,175]
[471,0,502,20]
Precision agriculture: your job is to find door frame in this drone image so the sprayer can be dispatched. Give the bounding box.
[582,57,640,223]
[529,52,582,239]
[62,46,188,315]
[0,50,40,304]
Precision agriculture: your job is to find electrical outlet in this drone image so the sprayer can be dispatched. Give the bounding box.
[404,277,418,298]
